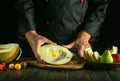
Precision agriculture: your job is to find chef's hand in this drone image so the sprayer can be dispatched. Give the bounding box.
[25,30,56,61]
[63,31,91,58]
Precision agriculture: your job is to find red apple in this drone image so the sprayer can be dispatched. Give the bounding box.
[112,54,120,63]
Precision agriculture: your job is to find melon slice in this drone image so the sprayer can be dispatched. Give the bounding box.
[93,51,101,62]
[0,43,21,63]
[38,44,73,65]
[84,48,93,62]
[110,46,118,54]
[84,48,101,62]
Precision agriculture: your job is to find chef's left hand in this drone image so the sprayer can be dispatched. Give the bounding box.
[63,31,91,58]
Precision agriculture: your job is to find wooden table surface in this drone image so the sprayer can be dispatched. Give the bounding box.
[1,60,120,81]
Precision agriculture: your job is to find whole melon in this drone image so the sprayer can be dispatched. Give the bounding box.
[0,43,20,63]
[38,44,73,65]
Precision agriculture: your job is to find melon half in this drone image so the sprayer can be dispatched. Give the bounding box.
[0,43,20,63]
[38,44,73,65]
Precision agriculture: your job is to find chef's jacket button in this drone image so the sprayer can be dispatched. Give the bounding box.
[46,21,50,24]
[45,0,48,3]
[80,0,84,2]
[77,21,81,25]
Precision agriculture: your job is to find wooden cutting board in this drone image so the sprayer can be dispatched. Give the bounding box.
[26,59,85,70]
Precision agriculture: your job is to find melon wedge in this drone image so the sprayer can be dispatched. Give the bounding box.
[110,46,118,54]
[38,44,73,65]
[0,43,20,63]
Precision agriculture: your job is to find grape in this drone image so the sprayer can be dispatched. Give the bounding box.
[20,61,27,68]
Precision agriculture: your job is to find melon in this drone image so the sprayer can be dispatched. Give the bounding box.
[110,46,118,54]
[0,43,21,63]
[84,48,101,62]
[38,44,73,65]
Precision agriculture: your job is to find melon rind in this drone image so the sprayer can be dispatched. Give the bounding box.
[38,44,73,65]
[0,43,20,63]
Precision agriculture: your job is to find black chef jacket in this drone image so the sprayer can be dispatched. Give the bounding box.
[15,0,109,45]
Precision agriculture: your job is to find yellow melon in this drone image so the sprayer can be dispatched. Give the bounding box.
[0,43,21,63]
[38,44,73,65]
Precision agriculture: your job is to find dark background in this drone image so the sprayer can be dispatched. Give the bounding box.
[0,0,120,54]
[94,0,120,53]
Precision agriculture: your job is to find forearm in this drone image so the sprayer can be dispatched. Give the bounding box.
[25,30,38,39]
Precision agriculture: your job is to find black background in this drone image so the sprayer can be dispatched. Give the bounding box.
[0,0,120,53]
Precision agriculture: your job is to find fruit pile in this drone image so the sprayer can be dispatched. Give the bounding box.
[0,61,27,71]
[0,63,5,70]
[9,62,27,70]
[84,46,120,63]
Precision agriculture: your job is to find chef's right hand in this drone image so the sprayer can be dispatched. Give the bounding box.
[25,30,56,61]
